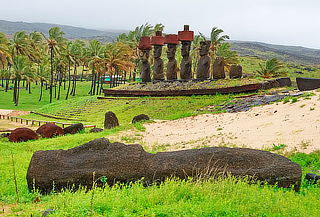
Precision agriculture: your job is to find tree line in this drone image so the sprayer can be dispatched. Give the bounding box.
[0,23,239,106]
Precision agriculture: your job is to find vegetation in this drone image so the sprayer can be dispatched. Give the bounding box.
[256,58,285,78]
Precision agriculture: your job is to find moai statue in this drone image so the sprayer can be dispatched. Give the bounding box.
[212,57,225,79]
[178,25,194,80]
[196,41,211,80]
[229,64,243,79]
[165,34,179,80]
[151,31,165,81]
[138,36,152,82]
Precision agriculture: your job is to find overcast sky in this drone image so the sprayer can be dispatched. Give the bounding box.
[2,0,320,48]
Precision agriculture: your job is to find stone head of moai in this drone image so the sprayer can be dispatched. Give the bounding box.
[165,34,179,80]
[138,36,152,82]
[151,31,165,59]
[199,40,211,56]
[178,25,194,58]
[165,34,179,59]
[138,36,152,61]
[212,56,226,79]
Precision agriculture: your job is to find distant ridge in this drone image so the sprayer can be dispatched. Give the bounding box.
[0,19,124,42]
[230,40,320,65]
[1,19,319,64]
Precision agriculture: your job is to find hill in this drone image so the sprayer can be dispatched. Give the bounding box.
[0,19,122,41]
[230,40,320,65]
[1,19,320,64]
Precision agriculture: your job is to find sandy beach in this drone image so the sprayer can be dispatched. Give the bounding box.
[143,91,320,153]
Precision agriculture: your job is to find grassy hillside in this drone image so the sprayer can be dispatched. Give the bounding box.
[231,41,320,65]
[0,20,121,40]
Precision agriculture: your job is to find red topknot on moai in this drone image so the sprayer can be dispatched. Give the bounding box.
[178,25,194,80]
[165,34,179,80]
[151,31,165,81]
[138,36,152,82]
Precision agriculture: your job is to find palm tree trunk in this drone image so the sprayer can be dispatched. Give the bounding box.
[65,61,72,100]
[39,79,43,102]
[49,47,54,103]
[15,79,21,106]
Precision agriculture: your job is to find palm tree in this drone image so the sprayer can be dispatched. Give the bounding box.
[86,40,104,95]
[0,32,12,70]
[36,62,50,101]
[216,43,239,71]
[42,27,65,103]
[10,31,32,58]
[102,42,134,89]
[209,27,230,58]
[256,58,284,78]
[11,56,32,106]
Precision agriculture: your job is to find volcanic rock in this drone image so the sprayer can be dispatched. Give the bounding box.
[229,64,243,79]
[132,114,150,123]
[104,111,119,129]
[63,123,84,134]
[90,128,104,133]
[27,138,302,193]
[36,123,64,138]
[9,128,38,142]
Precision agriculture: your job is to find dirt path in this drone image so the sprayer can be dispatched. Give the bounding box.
[0,109,31,131]
[143,91,320,153]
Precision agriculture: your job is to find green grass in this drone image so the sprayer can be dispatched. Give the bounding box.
[1,65,320,216]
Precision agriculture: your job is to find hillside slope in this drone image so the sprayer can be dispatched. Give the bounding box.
[230,40,320,65]
[0,19,121,41]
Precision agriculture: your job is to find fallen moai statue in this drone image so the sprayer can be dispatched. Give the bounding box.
[27,138,302,193]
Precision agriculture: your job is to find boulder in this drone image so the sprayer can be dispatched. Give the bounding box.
[229,64,242,79]
[9,128,38,142]
[305,173,320,184]
[63,123,84,134]
[36,123,64,138]
[212,57,225,79]
[296,77,320,91]
[27,138,302,193]
[90,128,104,133]
[104,111,119,129]
[132,114,150,123]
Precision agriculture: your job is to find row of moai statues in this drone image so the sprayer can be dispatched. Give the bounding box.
[138,25,243,82]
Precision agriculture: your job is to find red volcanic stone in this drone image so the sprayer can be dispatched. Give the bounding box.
[9,128,38,143]
[36,123,64,138]
[151,36,165,45]
[165,34,179,45]
[178,31,194,41]
[138,36,152,50]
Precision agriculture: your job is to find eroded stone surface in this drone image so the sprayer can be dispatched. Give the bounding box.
[36,123,64,138]
[27,138,302,193]
[9,128,38,142]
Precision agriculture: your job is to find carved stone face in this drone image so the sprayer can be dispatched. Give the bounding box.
[181,41,191,57]
[153,45,162,58]
[199,41,210,56]
[166,44,177,59]
[140,49,150,63]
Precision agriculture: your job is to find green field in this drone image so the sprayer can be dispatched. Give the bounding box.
[1,62,320,216]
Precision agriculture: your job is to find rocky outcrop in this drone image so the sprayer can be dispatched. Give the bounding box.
[36,123,64,138]
[104,111,119,129]
[63,123,84,134]
[132,114,150,123]
[90,128,104,133]
[27,138,302,193]
[9,128,38,142]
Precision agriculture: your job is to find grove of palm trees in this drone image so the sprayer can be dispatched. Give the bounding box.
[1,21,320,217]
[0,23,263,106]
